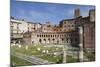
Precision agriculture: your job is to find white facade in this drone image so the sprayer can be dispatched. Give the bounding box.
[10,19,21,34]
[10,19,40,34]
[34,23,42,30]
[18,20,28,33]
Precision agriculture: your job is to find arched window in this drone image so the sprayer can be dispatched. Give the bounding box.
[40,35,41,37]
[48,38,50,43]
[51,35,52,37]
[37,35,39,37]
[32,41,34,44]
[57,40,59,44]
[55,35,56,37]
[42,35,43,37]
[39,39,42,43]
[62,38,64,42]
[52,39,55,42]
[53,35,54,37]
[48,38,50,41]
[43,39,46,44]
[46,35,48,37]
[58,35,59,37]
[44,35,45,37]
[48,35,50,37]
[66,38,68,43]
[44,39,46,41]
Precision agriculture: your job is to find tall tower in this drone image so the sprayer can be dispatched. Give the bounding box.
[89,9,95,22]
[74,8,80,18]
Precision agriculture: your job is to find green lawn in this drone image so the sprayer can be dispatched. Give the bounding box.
[66,55,78,63]
[39,54,77,63]
[11,44,78,65]
[11,45,63,56]
[84,51,95,61]
[11,55,33,66]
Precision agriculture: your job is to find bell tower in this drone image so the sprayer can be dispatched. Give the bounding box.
[89,9,95,22]
[74,8,80,18]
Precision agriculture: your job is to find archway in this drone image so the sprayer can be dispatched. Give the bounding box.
[43,39,46,44]
[39,39,42,43]
[52,39,55,44]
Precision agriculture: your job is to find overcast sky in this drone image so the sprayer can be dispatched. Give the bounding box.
[11,0,95,24]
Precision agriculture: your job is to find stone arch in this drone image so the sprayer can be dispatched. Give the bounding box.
[52,38,55,43]
[39,39,42,43]
[62,38,64,41]
[57,40,59,44]
[43,39,46,44]
[48,38,50,43]
[32,41,34,44]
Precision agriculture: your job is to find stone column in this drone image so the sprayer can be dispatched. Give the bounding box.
[18,40,21,44]
[63,45,67,63]
[79,27,84,62]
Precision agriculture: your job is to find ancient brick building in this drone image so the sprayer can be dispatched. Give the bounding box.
[10,8,95,50]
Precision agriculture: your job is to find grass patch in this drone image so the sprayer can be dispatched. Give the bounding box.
[67,55,78,63]
[84,51,95,61]
[11,44,78,65]
[11,55,33,66]
[11,45,63,56]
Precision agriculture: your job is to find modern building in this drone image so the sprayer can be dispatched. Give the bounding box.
[10,19,22,34]
[10,19,23,44]
[10,18,42,44]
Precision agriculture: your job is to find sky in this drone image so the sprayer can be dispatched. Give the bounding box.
[11,0,95,24]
